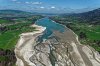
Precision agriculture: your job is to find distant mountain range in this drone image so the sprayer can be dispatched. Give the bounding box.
[64,8,100,24]
[0,10,36,17]
[0,8,100,24]
[0,9,60,17]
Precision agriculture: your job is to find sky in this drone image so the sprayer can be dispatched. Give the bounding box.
[0,0,100,13]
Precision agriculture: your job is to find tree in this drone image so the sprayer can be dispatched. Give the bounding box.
[79,32,87,39]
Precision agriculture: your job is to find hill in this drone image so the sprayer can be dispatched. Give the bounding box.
[59,8,100,24]
[0,10,35,17]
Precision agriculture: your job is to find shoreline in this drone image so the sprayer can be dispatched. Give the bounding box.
[14,24,46,66]
[14,18,100,66]
[52,19,100,66]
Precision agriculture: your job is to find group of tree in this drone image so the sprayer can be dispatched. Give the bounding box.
[0,49,16,66]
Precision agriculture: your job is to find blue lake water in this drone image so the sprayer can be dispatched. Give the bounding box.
[35,18,65,41]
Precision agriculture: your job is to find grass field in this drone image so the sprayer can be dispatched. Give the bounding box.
[70,23,100,40]
[0,17,39,65]
[0,17,38,50]
[0,19,11,24]
[0,23,36,50]
[67,22,100,51]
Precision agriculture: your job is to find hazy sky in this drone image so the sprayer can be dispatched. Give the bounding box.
[0,0,100,13]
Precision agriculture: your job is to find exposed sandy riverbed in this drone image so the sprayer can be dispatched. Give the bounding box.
[15,24,100,66]
[14,25,46,66]
[53,28,100,66]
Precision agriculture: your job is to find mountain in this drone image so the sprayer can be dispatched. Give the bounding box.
[0,10,35,17]
[0,9,61,17]
[78,8,100,24]
[69,8,100,24]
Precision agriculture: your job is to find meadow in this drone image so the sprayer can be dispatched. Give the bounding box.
[66,22,100,51]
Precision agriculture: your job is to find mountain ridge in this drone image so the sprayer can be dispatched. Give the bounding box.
[0,9,37,17]
[68,8,100,24]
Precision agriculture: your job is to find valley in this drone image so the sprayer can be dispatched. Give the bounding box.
[0,8,100,66]
[0,0,100,66]
[15,18,100,66]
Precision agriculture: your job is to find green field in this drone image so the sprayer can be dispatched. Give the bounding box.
[0,16,42,50]
[0,23,36,50]
[66,22,100,51]
[0,19,11,24]
[0,15,43,50]
[0,17,40,65]
[69,23,100,40]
